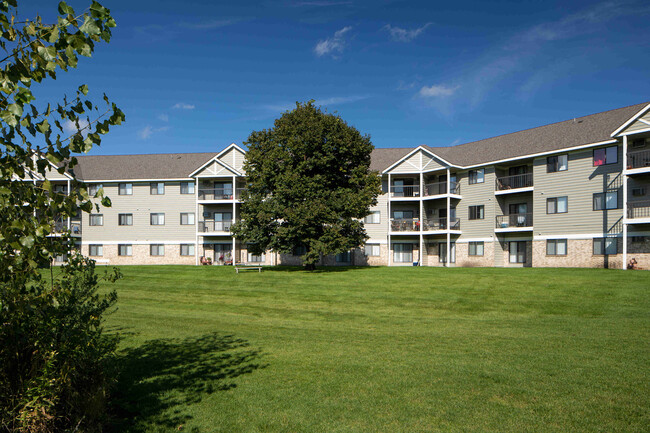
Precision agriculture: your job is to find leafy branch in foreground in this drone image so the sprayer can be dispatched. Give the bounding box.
[0,1,124,431]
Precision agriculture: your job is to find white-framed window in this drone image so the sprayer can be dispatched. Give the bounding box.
[89,214,103,226]
[88,244,103,256]
[364,211,380,224]
[593,237,617,255]
[88,184,103,196]
[150,213,165,225]
[118,244,132,256]
[118,183,132,195]
[150,182,165,195]
[364,244,380,257]
[247,251,265,263]
[118,213,133,226]
[546,239,567,256]
[468,241,484,256]
[468,169,484,184]
[150,244,165,256]
[180,213,195,225]
[547,196,568,214]
[180,182,195,194]
[180,244,195,256]
[335,251,351,262]
[509,241,526,263]
[468,205,484,220]
[593,192,619,210]
[593,146,618,166]
[439,242,456,263]
[547,155,568,172]
[393,243,413,263]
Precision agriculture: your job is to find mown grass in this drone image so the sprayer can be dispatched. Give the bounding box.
[98,266,650,432]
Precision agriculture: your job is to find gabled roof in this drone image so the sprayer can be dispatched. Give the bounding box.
[369,147,413,172]
[421,102,648,167]
[72,152,217,181]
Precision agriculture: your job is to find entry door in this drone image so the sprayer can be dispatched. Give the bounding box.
[214,212,233,231]
[509,241,526,263]
[214,244,232,264]
[439,242,456,263]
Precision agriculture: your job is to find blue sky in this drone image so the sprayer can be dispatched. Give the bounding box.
[24,0,650,155]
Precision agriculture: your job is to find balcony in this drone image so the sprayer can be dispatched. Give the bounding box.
[627,200,650,223]
[50,219,82,236]
[626,150,650,173]
[198,221,233,233]
[423,181,461,197]
[390,218,420,232]
[423,217,461,231]
[495,213,533,231]
[198,188,234,201]
[390,185,419,199]
[495,173,534,194]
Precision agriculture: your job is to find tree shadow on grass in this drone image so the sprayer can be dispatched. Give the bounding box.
[264,265,378,273]
[107,333,267,433]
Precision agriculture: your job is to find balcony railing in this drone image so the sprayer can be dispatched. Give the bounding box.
[390,218,420,232]
[198,221,233,232]
[495,213,533,229]
[628,201,650,219]
[423,217,461,231]
[236,187,247,199]
[52,220,82,235]
[423,181,460,196]
[390,185,419,198]
[495,173,533,191]
[627,150,650,170]
[198,188,234,200]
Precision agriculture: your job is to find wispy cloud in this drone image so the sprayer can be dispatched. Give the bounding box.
[178,19,239,30]
[383,23,431,42]
[158,113,169,122]
[260,95,370,114]
[293,1,352,6]
[314,26,352,57]
[63,118,90,135]
[172,103,195,110]
[418,84,459,98]
[138,125,169,140]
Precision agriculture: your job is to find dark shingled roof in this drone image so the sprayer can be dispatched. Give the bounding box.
[421,102,649,167]
[72,152,217,180]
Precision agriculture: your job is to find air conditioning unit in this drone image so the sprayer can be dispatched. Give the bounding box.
[203,211,212,218]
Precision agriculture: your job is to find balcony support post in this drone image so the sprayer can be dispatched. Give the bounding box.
[623,135,628,270]
[419,171,424,266]
[446,167,451,267]
[66,179,71,232]
[387,172,392,267]
[195,177,199,266]
[233,175,237,264]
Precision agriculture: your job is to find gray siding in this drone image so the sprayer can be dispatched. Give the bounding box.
[456,167,496,238]
[623,110,650,134]
[83,182,197,242]
[532,146,623,235]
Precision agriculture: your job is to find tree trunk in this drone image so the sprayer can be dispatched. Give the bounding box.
[304,263,316,271]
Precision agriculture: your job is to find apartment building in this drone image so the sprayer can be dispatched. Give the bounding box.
[40,102,650,269]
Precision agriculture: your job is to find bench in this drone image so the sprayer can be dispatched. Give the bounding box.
[234,264,262,273]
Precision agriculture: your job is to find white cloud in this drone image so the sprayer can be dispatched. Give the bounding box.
[172,103,195,110]
[418,84,459,98]
[63,118,90,134]
[314,26,352,57]
[178,19,237,30]
[293,1,352,6]
[383,23,431,42]
[318,95,370,105]
[158,113,169,122]
[138,125,169,140]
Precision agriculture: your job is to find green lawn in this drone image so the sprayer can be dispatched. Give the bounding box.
[100,266,650,432]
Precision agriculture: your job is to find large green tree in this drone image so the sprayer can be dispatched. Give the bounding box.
[232,101,382,269]
[0,1,124,431]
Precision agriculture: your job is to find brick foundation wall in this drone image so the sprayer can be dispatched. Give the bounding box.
[533,238,650,269]
[82,244,195,265]
[456,241,495,267]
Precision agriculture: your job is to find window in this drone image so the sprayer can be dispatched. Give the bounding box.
[180,244,195,256]
[365,244,380,257]
[88,184,103,195]
[546,239,567,256]
[393,243,413,263]
[593,237,617,255]
[593,192,619,210]
[293,245,307,256]
[118,213,133,226]
[631,236,647,243]
[88,244,103,256]
[150,244,164,256]
[547,155,568,172]
[119,183,132,195]
[335,251,351,262]
[546,196,568,214]
[593,146,618,166]
[439,242,456,263]
[631,139,647,149]
[247,247,265,263]
[118,244,132,256]
[150,213,165,225]
[150,182,165,195]
[89,214,103,226]
[180,182,195,194]
[468,205,484,220]
[180,213,195,225]
[509,241,526,263]
[632,187,646,197]
[364,211,381,224]
[468,241,484,256]
[468,169,484,184]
